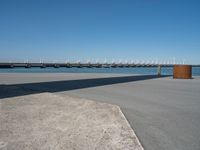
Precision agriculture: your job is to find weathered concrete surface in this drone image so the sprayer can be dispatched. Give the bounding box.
[0,73,130,85]
[1,73,200,150]
[0,92,143,150]
[59,76,200,150]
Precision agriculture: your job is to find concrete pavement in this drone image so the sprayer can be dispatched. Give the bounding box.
[0,92,143,150]
[0,73,200,150]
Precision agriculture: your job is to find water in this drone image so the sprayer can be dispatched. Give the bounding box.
[0,67,200,76]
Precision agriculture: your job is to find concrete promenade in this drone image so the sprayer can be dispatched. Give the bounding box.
[0,73,200,150]
[0,92,143,150]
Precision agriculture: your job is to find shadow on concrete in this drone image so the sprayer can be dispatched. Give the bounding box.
[0,75,169,99]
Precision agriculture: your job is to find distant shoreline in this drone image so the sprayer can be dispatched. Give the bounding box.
[0,67,200,76]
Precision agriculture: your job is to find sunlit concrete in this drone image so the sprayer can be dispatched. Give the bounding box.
[1,73,200,150]
[0,92,143,150]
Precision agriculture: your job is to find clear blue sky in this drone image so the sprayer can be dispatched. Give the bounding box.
[0,0,200,64]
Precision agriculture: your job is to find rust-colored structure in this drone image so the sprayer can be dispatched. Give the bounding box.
[173,65,192,79]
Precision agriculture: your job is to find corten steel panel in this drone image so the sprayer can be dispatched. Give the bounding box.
[173,65,192,79]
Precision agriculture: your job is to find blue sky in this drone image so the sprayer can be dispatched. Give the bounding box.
[0,0,200,64]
